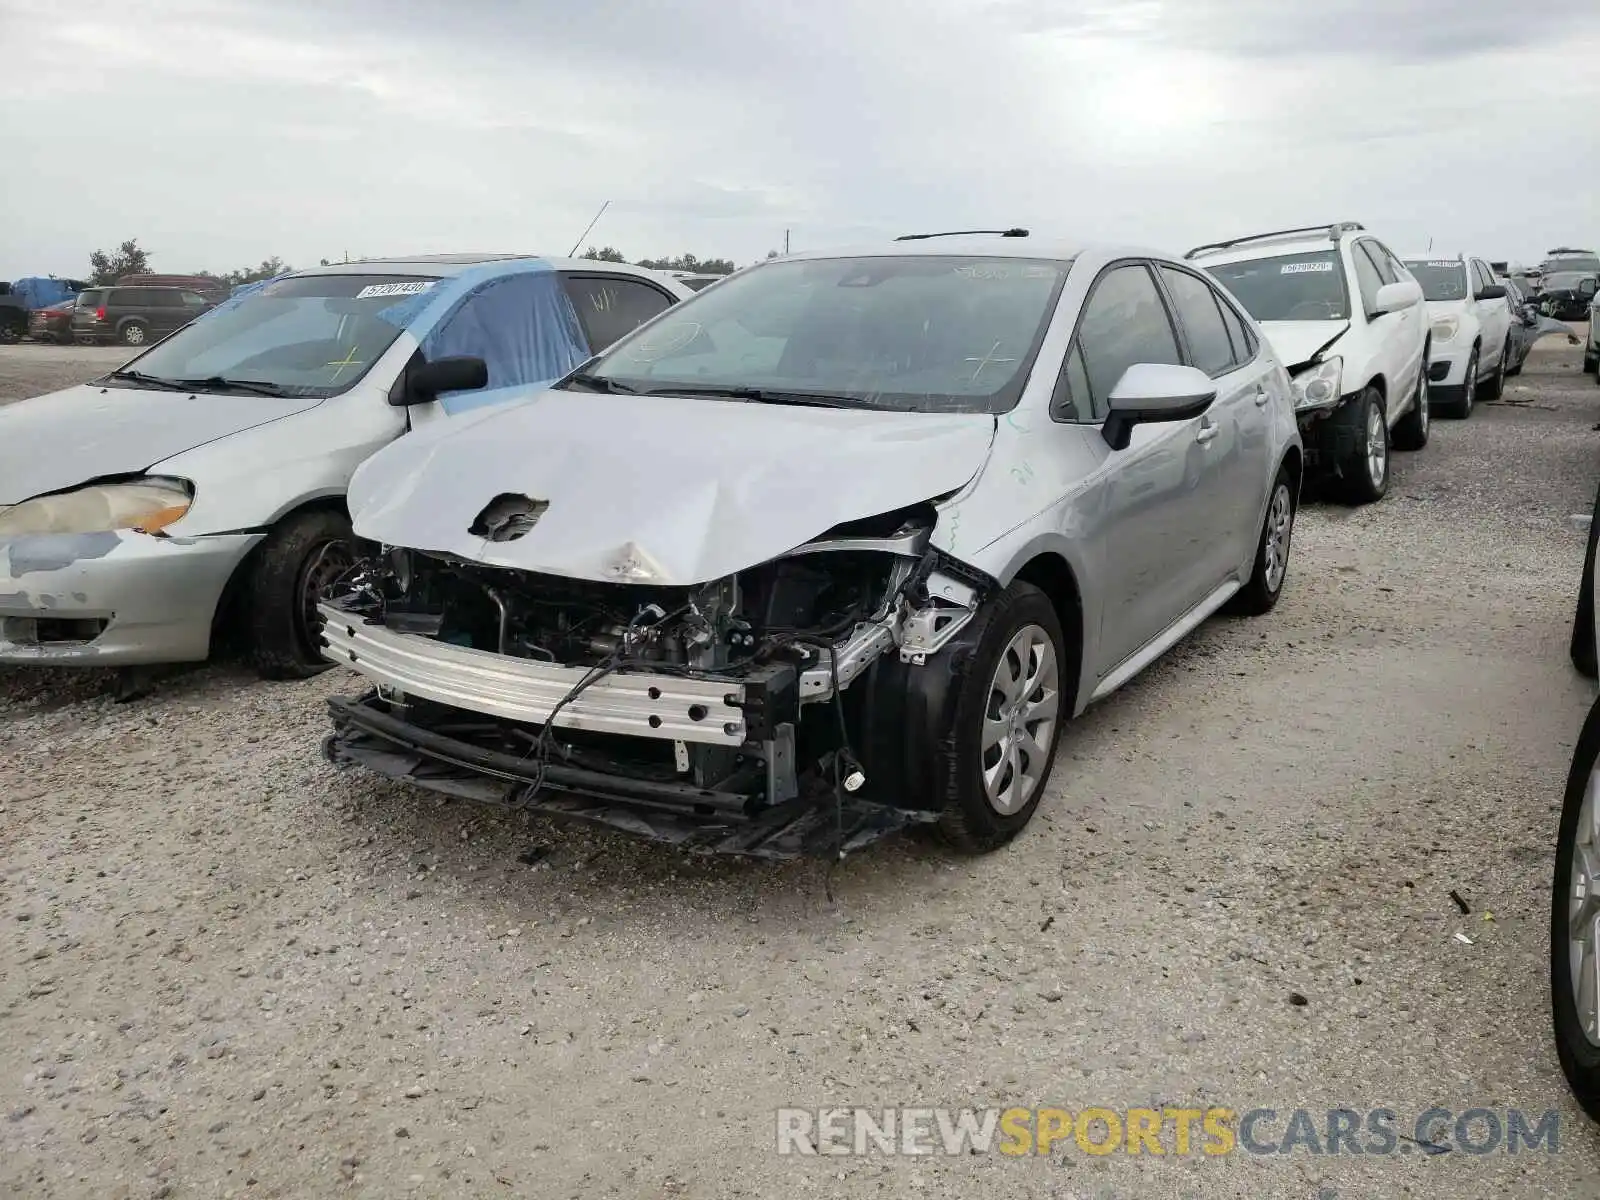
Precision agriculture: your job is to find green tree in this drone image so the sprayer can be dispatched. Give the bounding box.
[582,246,627,263]
[223,256,291,285]
[88,238,152,285]
[635,253,736,275]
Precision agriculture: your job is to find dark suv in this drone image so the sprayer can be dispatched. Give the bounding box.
[71,286,215,347]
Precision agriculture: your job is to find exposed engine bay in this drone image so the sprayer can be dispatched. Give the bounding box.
[319,505,993,858]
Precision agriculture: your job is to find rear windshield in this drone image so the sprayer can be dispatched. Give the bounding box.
[104,274,440,397]
[1542,254,1600,275]
[1204,252,1350,322]
[1403,261,1469,302]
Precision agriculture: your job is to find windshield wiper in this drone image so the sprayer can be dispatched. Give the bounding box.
[175,376,290,397]
[642,385,858,408]
[103,370,193,392]
[563,373,639,394]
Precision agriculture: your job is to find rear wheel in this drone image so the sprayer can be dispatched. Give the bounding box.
[118,320,149,346]
[934,581,1066,854]
[243,509,358,680]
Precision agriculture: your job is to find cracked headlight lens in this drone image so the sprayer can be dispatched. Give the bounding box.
[0,478,193,537]
[1289,358,1342,410]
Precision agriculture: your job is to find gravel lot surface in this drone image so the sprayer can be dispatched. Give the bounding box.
[2,335,1600,1199]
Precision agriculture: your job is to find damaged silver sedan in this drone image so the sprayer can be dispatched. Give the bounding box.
[321,234,1303,857]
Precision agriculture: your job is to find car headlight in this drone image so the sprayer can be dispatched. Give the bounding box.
[0,478,193,537]
[1290,357,1342,410]
[1430,316,1460,343]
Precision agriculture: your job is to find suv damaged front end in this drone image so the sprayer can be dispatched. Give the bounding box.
[320,505,991,858]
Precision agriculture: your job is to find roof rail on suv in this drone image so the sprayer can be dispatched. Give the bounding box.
[1184,222,1365,261]
[894,228,1029,242]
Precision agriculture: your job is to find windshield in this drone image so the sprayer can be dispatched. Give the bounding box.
[1205,252,1349,322]
[570,255,1071,413]
[104,273,439,396]
[1402,260,1469,302]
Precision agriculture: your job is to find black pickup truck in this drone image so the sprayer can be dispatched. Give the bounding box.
[0,283,27,344]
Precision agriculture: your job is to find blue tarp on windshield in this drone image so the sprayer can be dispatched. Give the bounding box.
[12,278,81,310]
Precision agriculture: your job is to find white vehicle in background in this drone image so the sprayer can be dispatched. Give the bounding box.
[1400,253,1512,418]
[1189,222,1429,505]
[1586,284,1600,377]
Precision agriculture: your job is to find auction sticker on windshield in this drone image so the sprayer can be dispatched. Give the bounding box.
[1281,262,1334,274]
[355,281,437,299]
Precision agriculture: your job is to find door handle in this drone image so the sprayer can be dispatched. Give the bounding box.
[1195,420,1218,445]
[1253,385,1270,406]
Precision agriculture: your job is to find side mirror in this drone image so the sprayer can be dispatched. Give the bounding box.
[1475,284,1508,301]
[392,355,488,407]
[1101,364,1217,451]
[1373,280,1422,315]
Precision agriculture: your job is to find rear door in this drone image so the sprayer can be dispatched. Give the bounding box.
[1158,264,1277,583]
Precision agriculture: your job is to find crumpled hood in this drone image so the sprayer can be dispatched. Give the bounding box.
[0,383,323,505]
[1257,320,1350,373]
[347,390,997,585]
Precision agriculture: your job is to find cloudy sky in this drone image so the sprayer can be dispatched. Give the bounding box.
[3,0,1599,280]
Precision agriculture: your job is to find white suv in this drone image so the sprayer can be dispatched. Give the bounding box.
[1189,222,1429,505]
[1401,253,1512,418]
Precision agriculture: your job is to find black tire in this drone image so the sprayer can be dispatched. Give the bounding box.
[1335,387,1388,505]
[933,580,1067,854]
[1443,348,1479,419]
[118,320,150,347]
[1227,466,1296,616]
[1573,476,1600,679]
[1392,358,1430,452]
[1480,338,1509,401]
[243,509,358,680]
[1584,351,1598,375]
[1551,693,1600,1122]
[0,322,21,345]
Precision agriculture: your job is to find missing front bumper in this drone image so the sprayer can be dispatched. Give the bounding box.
[324,692,938,860]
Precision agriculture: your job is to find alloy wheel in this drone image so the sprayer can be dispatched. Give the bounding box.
[1263,483,1293,594]
[1366,403,1387,489]
[1463,355,1477,415]
[981,624,1060,815]
[1417,374,1429,437]
[1568,764,1600,1047]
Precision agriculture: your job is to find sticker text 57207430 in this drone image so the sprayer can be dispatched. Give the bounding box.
[356,281,437,300]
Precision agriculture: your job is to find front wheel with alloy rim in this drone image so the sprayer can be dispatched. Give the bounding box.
[934,580,1067,853]
[1479,338,1509,401]
[243,509,359,680]
[1551,695,1600,1121]
[1227,466,1296,615]
[1336,388,1388,505]
[1445,348,1479,418]
[1392,362,1430,451]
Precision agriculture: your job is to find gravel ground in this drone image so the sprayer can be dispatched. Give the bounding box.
[2,335,1600,1199]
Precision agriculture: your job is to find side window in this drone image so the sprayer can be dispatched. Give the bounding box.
[1215,293,1256,365]
[1056,263,1182,422]
[421,271,590,404]
[1051,343,1095,422]
[1158,267,1235,377]
[149,291,181,308]
[1361,241,1397,285]
[561,275,676,351]
[1471,261,1492,295]
[180,291,209,306]
[1350,246,1384,315]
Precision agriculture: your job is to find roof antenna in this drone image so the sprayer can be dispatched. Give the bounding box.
[568,200,611,257]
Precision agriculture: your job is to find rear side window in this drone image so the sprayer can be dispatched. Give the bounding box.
[1159,266,1235,377]
[1056,263,1182,421]
[77,290,105,308]
[561,275,676,351]
[146,290,183,308]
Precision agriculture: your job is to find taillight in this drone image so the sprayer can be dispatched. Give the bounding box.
[95,307,106,321]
